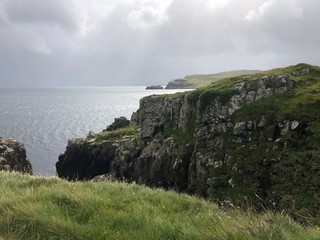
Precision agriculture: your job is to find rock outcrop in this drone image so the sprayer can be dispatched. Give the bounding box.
[104,117,130,132]
[0,137,32,174]
[56,64,320,222]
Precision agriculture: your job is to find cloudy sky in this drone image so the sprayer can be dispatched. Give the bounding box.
[0,0,319,87]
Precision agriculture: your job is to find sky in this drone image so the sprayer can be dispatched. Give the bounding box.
[0,0,319,87]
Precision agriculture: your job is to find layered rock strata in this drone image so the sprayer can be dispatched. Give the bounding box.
[56,68,320,220]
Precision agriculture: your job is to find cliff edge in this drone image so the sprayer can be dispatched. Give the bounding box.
[56,63,320,222]
[165,70,261,89]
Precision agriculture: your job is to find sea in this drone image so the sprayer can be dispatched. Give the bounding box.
[0,87,188,176]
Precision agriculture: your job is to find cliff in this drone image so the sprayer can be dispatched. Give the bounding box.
[56,63,320,222]
[0,137,32,174]
[165,70,261,89]
[165,79,194,89]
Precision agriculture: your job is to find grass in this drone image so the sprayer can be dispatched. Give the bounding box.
[232,63,320,121]
[96,126,137,142]
[0,171,319,240]
[162,127,195,145]
[186,63,320,116]
[88,63,320,229]
[168,70,261,89]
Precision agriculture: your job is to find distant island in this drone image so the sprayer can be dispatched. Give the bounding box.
[146,85,164,90]
[165,69,261,89]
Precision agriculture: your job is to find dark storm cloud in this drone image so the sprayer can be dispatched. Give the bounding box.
[0,0,320,87]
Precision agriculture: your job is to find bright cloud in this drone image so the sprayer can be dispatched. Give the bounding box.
[127,0,171,30]
[245,0,303,21]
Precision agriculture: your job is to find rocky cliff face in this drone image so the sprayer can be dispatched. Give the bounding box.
[56,64,320,222]
[0,137,32,174]
[165,79,194,89]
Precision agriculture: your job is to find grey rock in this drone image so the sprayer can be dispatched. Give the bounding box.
[228,94,244,115]
[87,131,96,139]
[130,111,139,124]
[233,122,247,136]
[258,116,266,128]
[178,93,197,131]
[279,121,290,135]
[292,68,309,76]
[0,137,32,174]
[228,178,235,188]
[290,120,299,130]
[246,91,256,103]
[105,116,130,132]
[301,68,310,75]
[214,161,223,168]
[246,121,255,131]
[234,81,248,94]
[138,95,183,138]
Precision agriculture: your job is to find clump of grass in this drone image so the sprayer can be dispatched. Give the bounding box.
[163,117,196,145]
[0,171,319,240]
[96,126,137,142]
[163,127,194,144]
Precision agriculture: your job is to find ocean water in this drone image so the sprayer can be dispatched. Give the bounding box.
[0,87,188,175]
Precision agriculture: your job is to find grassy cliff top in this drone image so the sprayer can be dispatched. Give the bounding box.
[230,63,320,121]
[201,63,316,92]
[0,171,319,239]
[180,63,320,120]
[167,70,261,89]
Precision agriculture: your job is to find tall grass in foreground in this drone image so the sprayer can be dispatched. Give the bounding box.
[0,171,318,240]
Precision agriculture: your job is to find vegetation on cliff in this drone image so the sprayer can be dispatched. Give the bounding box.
[0,171,319,240]
[96,126,137,142]
[165,70,261,89]
[190,63,320,223]
[56,63,320,226]
[230,64,319,119]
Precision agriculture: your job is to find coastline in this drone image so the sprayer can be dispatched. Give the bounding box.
[0,86,190,175]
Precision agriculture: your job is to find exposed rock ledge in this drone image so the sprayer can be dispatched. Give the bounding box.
[56,66,320,221]
[0,137,32,174]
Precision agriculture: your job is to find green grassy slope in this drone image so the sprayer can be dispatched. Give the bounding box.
[0,172,319,240]
[233,64,320,121]
[194,63,320,119]
[167,70,261,89]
